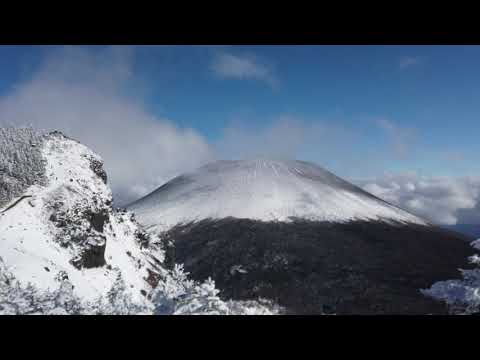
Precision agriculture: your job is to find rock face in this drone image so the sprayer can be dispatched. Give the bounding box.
[131,158,479,314]
[0,129,163,306]
[71,238,106,269]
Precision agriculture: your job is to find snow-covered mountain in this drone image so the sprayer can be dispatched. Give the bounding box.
[0,129,278,315]
[128,158,426,234]
[129,158,479,314]
[2,129,478,315]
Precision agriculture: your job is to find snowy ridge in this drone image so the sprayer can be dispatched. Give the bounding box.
[129,158,426,233]
[0,132,155,305]
[0,130,279,315]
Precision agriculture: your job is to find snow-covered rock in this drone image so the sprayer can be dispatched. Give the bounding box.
[0,129,278,315]
[0,130,157,305]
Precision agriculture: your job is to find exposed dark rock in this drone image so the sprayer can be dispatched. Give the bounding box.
[70,236,106,269]
[87,156,107,184]
[135,229,150,249]
[161,218,477,315]
[48,201,111,269]
[48,130,65,137]
[145,268,161,288]
[87,209,109,233]
[55,271,69,282]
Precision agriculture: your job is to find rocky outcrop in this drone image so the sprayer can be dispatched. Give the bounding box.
[71,236,106,269]
[86,155,107,185]
[48,200,110,269]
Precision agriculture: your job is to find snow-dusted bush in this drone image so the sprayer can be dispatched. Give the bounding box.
[152,264,281,315]
[0,262,148,315]
[0,128,46,207]
[87,274,152,315]
[0,260,84,315]
[0,260,279,315]
[421,239,480,314]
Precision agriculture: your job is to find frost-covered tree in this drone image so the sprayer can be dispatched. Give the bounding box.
[152,264,281,315]
[422,239,480,314]
[0,128,46,207]
[0,261,83,315]
[1,259,280,315]
[89,273,152,315]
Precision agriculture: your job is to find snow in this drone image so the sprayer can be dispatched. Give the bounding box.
[0,130,280,315]
[129,158,426,233]
[0,133,151,303]
[472,238,480,251]
[421,238,480,314]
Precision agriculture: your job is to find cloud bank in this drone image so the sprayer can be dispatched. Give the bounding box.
[0,46,214,205]
[360,173,480,225]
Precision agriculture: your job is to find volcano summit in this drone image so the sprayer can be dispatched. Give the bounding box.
[128,158,425,232]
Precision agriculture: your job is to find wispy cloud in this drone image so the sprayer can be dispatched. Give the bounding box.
[0,46,214,205]
[399,56,422,70]
[211,52,278,88]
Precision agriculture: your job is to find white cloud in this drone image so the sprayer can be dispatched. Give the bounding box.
[211,52,278,88]
[0,46,214,205]
[360,173,480,225]
[399,56,421,69]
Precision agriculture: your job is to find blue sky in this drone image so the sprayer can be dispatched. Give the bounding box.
[1,45,478,178]
[139,45,479,179]
[0,45,479,223]
[136,45,478,150]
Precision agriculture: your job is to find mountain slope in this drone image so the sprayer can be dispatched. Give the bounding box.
[129,158,478,314]
[129,158,425,233]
